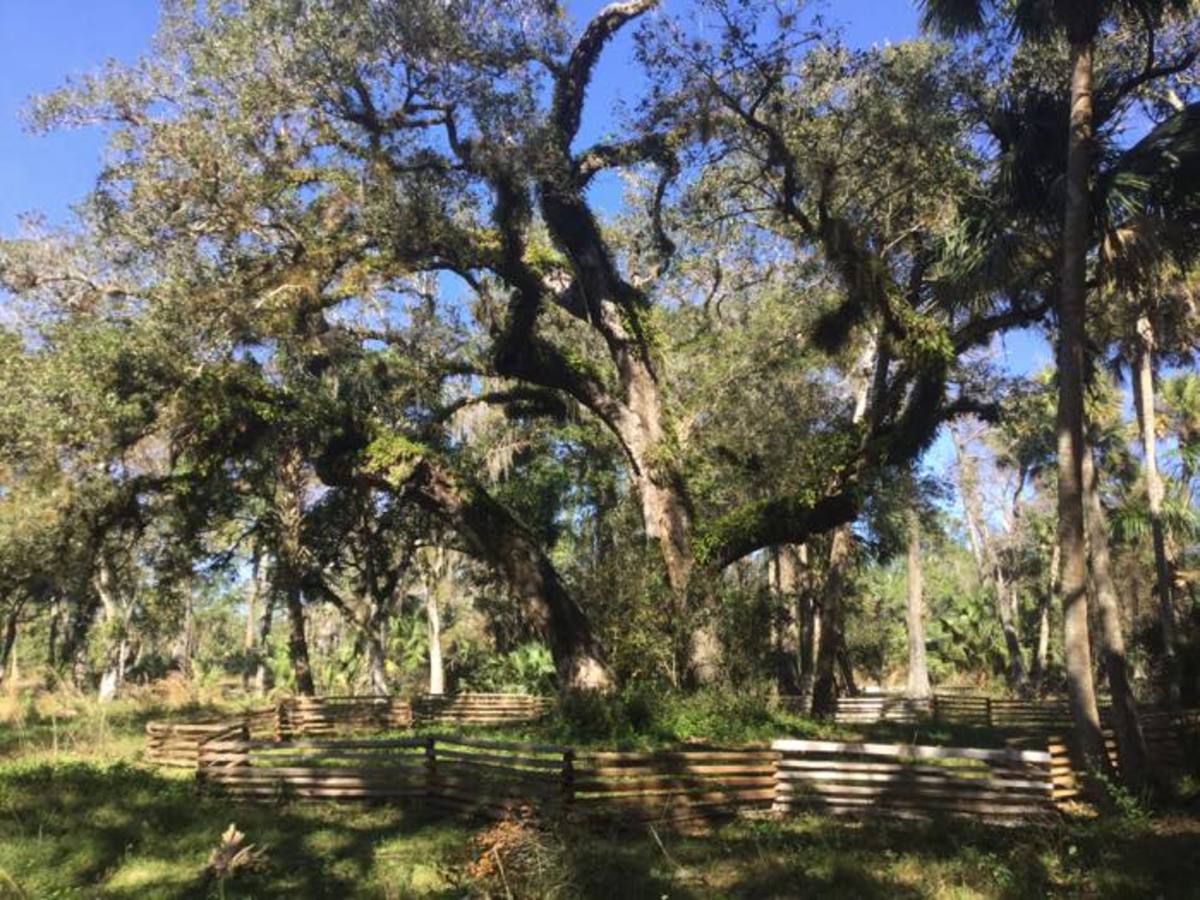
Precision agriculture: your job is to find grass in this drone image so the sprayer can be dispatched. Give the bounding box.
[2,691,1200,897]
[1,758,1199,898]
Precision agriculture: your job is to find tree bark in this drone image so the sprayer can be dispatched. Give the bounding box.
[173,588,195,679]
[791,544,821,713]
[1082,436,1152,790]
[277,446,315,696]
[254,592,275,697]
[1132,315,1180,704]
[905,506,932,700]
[770,545,804,696]
[242,555,264,691]
[95,558,132,703]
[0,603,21,688]
[404,461,613,692]
[1058,38,1109,774]
[811,334,890,714]
[427,580,445,695]
[812,526,853,716]
[365,626,389,696]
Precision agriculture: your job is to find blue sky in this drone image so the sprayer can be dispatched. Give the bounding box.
[0,0,1051,476]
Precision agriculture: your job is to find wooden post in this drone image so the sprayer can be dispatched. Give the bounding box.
[424,736,437,802]
[932,693,940,724]
[561,748,575,814]
[986,697,993,728]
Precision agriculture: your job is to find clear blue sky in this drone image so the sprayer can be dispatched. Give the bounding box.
[0,0,1049,474]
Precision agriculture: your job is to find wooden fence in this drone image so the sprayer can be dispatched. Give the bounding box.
[426,735,570,819]
[572,746,778,825]
[198,737,430,801]
[194,734,1055,824]
[772,738,1055,822]
[146,721,249,768]
[1041,708,1200,801]
[825,692,1088,730]
[198,734,571,816]
[283,696,414,737]
[147,692,550,763]
[412,692,551,726]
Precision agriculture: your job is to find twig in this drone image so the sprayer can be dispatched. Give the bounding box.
[493,846,513,900]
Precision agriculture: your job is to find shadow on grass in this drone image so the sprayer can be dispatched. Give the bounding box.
[0,760,466,898]
[3,759,1200,898]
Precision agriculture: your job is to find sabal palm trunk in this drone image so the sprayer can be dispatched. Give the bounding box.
[1082,437,1151,789]
[1057,38,1109,773]
[1133,315,1180,703]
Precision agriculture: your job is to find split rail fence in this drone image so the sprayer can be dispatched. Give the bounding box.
[772,739,1055,822]
[192,734,1055,825]
[820,692,1081,728]
[146,692,549,767]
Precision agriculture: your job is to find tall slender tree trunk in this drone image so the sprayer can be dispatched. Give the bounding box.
[770,545,804,696]
[951,425,1025,687]
[797,544,820,714]
[0,604,21,689]
[173,588,195,679]
[1058,38,1109,773]
[427,584,445,696]
[1132,315,1180,704]
[1082,438,1152,789]
[95,558,132,703]
[365,625,389,696]
[254,593,275,697]
[905,507,932,700]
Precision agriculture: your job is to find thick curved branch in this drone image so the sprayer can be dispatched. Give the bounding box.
[553,0,659,148]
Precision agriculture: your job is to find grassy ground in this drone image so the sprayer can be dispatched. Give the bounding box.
[2,694,1200,898]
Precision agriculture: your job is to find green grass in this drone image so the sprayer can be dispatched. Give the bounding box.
[3,693,1200,898]
[1,758,1199,898]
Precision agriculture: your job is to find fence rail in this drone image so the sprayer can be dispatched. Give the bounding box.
[412,692,551,726]
[147,692,551,769]
[819,692,1087,730]
[146,721,249,768]
[771,738,1055,822]
[284,696,414,737]
[572,747,778,825]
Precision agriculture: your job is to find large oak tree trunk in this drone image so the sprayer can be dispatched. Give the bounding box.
[1082,437,1152,789]
[1058,39,1109,773]
[812,526,853,716]
[905,507,932,700]
[277,447,315,696]
[1132,316,1180,704]
[408,461,613,692]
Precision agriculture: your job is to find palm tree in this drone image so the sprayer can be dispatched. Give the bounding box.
[920,0,1195,777]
